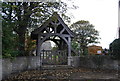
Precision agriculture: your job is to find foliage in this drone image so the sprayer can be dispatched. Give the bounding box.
[2,19,20,58]
[2,2,72,57]
[70,20,100,55]
[71,41,79,51]
[52,47,59,51]
[109,38,120,60]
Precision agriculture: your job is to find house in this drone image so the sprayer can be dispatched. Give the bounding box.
[88,45,103,55]
[41,41,52,50]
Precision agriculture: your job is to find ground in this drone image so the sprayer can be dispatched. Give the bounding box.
[2,65,119,81]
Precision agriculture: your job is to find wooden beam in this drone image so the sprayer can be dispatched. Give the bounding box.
[40,33,70,37]
[45,27,50,33]
[31,12,75,38]
[60,28,65,34]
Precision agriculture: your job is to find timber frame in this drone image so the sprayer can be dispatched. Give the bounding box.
[31,12,75,65]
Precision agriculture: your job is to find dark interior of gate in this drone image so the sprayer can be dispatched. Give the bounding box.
[31,12,75,65]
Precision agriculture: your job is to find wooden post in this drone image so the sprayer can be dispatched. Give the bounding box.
[37,35,41,56]
[68,37,72,66]
[37,34,42,66]
[43,49,44,60]
[68,37,71,57]
[36,39,38,56]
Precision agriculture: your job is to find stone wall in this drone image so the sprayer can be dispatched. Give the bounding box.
[2,55,119,80]
[71,56,119,70]
[2,56,41,79]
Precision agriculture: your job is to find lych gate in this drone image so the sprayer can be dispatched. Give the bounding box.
[31,12,75,65]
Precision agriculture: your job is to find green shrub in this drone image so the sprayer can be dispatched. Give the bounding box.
[2,49,20,59]
[109,38,120,60]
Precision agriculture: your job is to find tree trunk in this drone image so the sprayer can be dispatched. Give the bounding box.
[81,45,87,55]
[18,33,25,56]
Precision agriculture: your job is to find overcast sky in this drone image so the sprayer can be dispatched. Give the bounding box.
[63,0,118,49]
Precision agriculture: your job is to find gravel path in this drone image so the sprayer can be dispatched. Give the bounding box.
[2,65,119,81]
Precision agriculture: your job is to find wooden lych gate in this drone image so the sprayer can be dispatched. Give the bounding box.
[31,12,75,65]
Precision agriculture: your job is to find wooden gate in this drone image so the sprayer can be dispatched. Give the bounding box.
[40,50,67,65]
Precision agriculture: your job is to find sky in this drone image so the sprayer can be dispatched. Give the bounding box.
[2,0,118,49]
[63,0,118,49]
